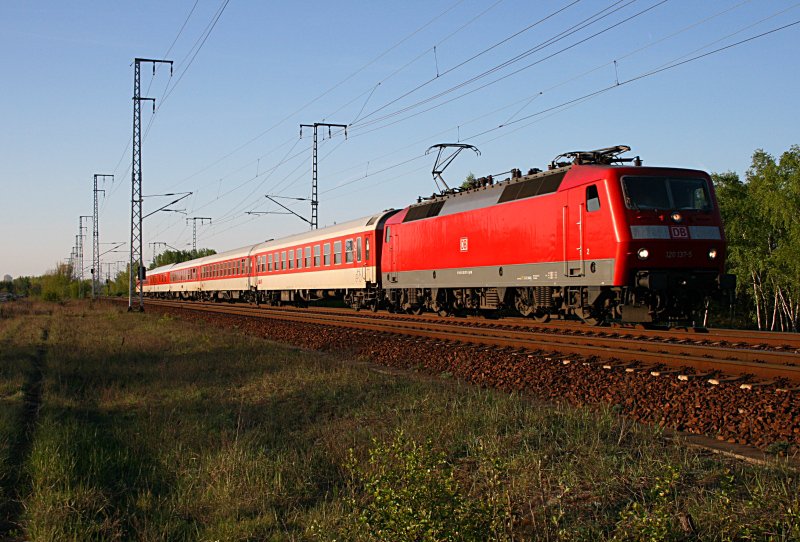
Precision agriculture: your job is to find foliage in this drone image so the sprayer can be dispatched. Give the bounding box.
[713,144,800,330]
[460,172,477,190]
[333,430,511,541]
[38,263,77,302]
[3,302,800,538]
[149,248,216,270]
[612,463,683,541]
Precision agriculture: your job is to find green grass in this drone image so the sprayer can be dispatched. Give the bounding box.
[0,300,798,540]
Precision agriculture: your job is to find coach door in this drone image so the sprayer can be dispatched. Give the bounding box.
[385,226,398,283]
[360,236,372,283]
[246,247,257,291]
[563,190,585,278]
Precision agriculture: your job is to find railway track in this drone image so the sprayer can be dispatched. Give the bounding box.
[139,298,800,385]
[115,297,800,454]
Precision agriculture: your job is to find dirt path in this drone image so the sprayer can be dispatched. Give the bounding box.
[0,324,50,539]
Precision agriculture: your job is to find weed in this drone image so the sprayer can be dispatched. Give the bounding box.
[327,429,511,541]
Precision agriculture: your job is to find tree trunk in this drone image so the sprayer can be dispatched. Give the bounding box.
[752,271,762,330]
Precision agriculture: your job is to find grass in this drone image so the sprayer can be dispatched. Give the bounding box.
[0,299,797,540]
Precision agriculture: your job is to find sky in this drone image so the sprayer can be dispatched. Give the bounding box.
[1,0,798,279]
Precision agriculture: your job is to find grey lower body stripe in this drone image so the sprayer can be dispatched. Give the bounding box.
[386,259,616,289]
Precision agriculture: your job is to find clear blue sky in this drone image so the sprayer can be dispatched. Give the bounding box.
[1,0,798,278]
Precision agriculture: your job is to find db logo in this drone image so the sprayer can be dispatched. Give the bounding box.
[670,226,689,239]
[459,237,469,252]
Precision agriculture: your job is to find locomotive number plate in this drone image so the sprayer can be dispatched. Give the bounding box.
[669,226,689,239]
[460,237,468,252]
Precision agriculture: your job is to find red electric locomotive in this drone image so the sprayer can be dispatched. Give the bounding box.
[377,146,734,324]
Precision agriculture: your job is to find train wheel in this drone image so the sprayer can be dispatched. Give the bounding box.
[517,305,534,317]
[514,295,534,317]
[580,308,604,326]
[532,309,550,323]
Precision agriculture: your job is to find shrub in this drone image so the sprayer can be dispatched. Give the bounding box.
[330,430,510,541]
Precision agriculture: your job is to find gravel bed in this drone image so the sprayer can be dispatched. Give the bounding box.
[155,304,800,455]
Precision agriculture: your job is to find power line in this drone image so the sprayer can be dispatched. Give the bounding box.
[351,0,653,131]
[162,0,473,191]
[352,0,587,126]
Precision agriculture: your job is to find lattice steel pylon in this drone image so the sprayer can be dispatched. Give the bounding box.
[129,58,172,312]
[93,174,111,298]
[79,215,92,298]
[299,123,347,229]
[186,217,212,252]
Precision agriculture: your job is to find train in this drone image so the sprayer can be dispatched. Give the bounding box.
[141,146,735,325]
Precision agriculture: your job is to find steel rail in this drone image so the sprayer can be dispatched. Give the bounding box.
[140,299,800,384]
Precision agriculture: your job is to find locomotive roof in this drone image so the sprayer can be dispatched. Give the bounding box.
[400,163,711,223]
[402,165,572,223]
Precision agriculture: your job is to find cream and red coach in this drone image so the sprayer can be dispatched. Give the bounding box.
[142,212,398,306]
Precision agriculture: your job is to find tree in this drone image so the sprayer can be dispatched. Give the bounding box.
[460,172,477,190]
[713,145,800,331]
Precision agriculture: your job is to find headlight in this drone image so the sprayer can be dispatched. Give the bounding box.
[708,248,718,260]
[637,248,650,260]
[670,212,683,223]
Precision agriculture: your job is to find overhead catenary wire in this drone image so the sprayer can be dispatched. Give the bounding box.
[350,0,658,131]
[102,0,228,214]
[164,0,626,237]
[157,3,798,251]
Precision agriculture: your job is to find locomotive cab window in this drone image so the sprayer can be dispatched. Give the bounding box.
[622,176,712,211]
[586,185,601,212]
[385,226,391,243]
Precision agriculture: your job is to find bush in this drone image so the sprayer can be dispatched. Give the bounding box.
[330,430,510,541]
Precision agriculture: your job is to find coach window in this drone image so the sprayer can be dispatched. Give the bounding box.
[586,185,601,212]
[314,245,321,267]
[356,237,362,262]
[288,249,294,270]
[267,254,272,272]
[296,250,302,269]
[334,241,343,265]
[281,251,287,270]
[241,259,246,274]
[305,247,311,268]
[323,243,331,266]
[345,239,354,263]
